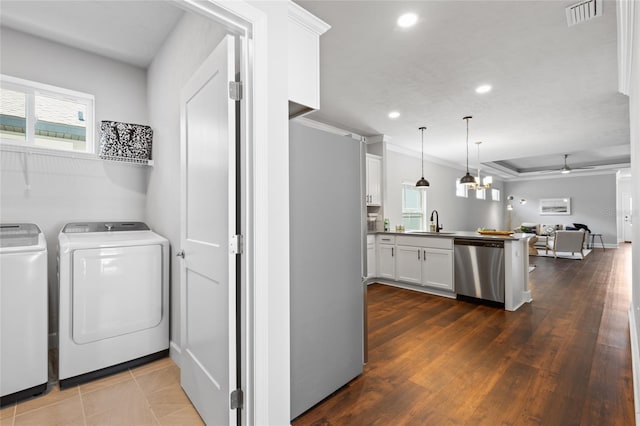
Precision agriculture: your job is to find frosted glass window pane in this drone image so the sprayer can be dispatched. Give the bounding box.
[34,95,87,151]
[0,88,26,142]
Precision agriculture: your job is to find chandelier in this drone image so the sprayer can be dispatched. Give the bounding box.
[471,141,492,190]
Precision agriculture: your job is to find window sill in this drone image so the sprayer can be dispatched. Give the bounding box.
[0,142,153,166]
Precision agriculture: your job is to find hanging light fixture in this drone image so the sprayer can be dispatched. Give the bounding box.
[473,141,492,190]
[459,116,477,187]
[416,126,430,187]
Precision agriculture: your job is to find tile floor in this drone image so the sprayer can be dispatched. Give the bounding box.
[0,357,203,426]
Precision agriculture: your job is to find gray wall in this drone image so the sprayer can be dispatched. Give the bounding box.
[384,149,505,232]
[146,13,227,347]
[504,173,618,245]
[0,27,149,337]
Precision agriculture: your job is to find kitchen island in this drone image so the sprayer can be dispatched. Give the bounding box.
[366,231,532,311]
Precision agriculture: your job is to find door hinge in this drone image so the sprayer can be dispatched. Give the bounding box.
[229,81,243,101]
[230,234,244,255]
[230,388,244,410]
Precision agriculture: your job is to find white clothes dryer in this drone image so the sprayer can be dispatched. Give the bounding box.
[58,222,169,388]
[0,224,48,405]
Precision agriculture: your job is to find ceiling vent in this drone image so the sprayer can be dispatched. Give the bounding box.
[566,0,603,27]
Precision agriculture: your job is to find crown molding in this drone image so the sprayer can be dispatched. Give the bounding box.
[288,2,330,35]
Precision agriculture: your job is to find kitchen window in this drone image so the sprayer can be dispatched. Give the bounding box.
[0,75,94,154]
[491,188,501,201]
[455,179,468,198]
[476,188,486,200]
[402,183,427,231]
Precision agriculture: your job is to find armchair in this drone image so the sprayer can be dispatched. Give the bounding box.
[550,230,586,259]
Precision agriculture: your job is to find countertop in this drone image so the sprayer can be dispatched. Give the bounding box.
[369,231,533,241]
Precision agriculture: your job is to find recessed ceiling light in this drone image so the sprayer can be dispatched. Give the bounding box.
[475,84,492,94]
[397,13,418,28]
[388,111,400,119]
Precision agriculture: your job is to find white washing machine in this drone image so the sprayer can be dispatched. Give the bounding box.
[0,223,48,405]
[58,222,169,388]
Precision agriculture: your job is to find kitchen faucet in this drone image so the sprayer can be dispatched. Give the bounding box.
[430,210,443,233]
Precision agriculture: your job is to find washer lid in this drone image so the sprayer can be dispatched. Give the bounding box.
[0,223,41,248]
[62,222,150,233]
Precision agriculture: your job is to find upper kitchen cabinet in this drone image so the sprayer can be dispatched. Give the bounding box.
[288,2,330,118]
[366,154,382,206]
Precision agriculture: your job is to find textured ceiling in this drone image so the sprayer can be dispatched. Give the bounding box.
[0,0,630,177]
[298,0,630,176]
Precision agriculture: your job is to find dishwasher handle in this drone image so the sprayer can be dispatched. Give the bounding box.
[454,239,504,249]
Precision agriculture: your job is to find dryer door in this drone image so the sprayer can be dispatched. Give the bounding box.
[72,244,162,344]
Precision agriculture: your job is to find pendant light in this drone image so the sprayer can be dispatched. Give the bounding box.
[415,126,430,187]
[459,116,477,187]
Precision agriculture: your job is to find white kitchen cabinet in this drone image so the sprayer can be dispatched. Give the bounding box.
[366,154,382,206]
[288,3,330,117]
[422,248,454,291]
[376,235,395,279]
[366,235,376,278]
[395,245,422,284]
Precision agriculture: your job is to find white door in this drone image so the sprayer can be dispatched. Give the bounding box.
[366,155,381,206]
[422,248,454,291]
[395,245,422,284]
[366,241,376,278]
[622,192,633,242]
[179,35,238,426]
[377,244,395,279]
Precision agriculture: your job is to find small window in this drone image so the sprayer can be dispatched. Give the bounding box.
[402,183,427,231]
[1,75,94,154]
[491,188,501,201]
[476,188,486,200]
[455,179,468,198]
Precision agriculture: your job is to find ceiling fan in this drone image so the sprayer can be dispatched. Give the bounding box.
[543,154,595,174]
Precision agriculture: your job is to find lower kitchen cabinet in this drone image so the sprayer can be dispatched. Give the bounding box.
[366,235,376,278]
[378,244,395,279]
[395,245,422,284]
[376,235,396,280]
[421,248,454,291]
[374,234,454,293]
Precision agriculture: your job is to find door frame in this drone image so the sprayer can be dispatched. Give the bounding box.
[174,2,276,425]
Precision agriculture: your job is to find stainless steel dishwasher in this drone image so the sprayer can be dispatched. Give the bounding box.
[454,239,505,303]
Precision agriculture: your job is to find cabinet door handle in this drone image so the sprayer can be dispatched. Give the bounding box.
[423,250,426,259]
[391,247,394,257]
[418,250,420,260]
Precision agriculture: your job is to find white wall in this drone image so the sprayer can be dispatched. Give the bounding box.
[0,28,149,337]
[145,10,227,352]
[246,2,291,423]
[1,27,148,125]
[504,173,618,245]
[384,149,505,232]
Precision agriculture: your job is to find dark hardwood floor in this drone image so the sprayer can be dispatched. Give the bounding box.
[293,244,635,425]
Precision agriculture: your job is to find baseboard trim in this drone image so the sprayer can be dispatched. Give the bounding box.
[372,279,457,299]
[169,341,183,369]
[628,306,640,424]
